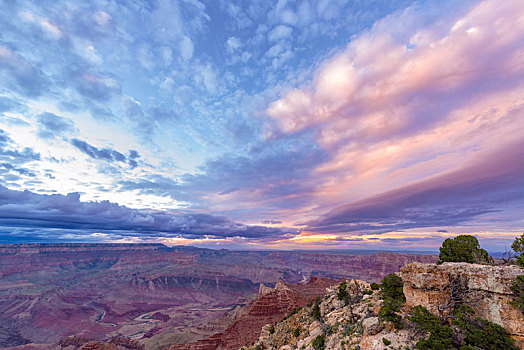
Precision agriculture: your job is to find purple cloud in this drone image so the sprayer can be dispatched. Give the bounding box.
[70,138,139,169]
[304,139,524,234]
[0,185,299,241]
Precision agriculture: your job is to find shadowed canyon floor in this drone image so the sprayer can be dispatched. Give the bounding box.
[0,244,436,349]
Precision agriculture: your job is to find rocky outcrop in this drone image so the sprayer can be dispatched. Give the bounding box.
[49,336,145,350]
[166,277,338,350]
[402,262,524,347]
[247,265,524,350]
[247,280,420,350]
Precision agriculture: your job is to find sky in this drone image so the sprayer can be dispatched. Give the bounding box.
[0,0,523,252]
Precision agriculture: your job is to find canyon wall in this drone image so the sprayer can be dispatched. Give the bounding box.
[166,276,338,350]
[401,262,524,348]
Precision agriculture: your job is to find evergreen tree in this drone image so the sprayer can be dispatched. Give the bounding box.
[438,235,490,264]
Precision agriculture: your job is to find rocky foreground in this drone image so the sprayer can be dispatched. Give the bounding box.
[247,262,524,350]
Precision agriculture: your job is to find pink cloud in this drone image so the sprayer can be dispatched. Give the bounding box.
[264,0,524,228]
[267,0,524,139]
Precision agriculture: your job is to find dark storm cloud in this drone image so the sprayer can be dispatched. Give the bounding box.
[70,139,139,169]
[0,185,299,241]
[304,140,524,235]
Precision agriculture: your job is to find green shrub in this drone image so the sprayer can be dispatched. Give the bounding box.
[379,274,405,329]
[416,326,454,350]
[294,327,300,338]
[355,321,363,334]
[511,275,524,313]
[408,305,440,331]
[382,337,391,346]
[337,281,349,304]
[269,325,275,334]
[312,334,325,350]
[511,235,524,314]
[512,234,524,267]
[341,323,351,336]
[312,299,321,320]
[409,305,518,350]
[438,235,490,264]
[380,274,405,302]
[453,305,518,350]
[409,306,454,350]
[379,298,403,329]
[370,282,380,290]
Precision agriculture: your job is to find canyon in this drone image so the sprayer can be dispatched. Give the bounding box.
[0,244,436,349]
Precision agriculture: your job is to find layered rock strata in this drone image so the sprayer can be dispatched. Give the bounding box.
[166,277,338,350]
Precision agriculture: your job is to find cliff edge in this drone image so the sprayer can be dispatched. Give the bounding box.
[401,262,524,347]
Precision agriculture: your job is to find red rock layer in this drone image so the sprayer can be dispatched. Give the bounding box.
[166,276,338,350]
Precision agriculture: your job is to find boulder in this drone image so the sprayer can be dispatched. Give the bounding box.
[362,317,382,335]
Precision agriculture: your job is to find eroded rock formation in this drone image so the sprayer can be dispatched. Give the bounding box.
[401,262,524,347]
[166,276,338,350]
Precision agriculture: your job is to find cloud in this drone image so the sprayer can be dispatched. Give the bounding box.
[0,185,298,241]
[267,0,524,137]
[0,129,40,165]
[36,112,76,139]
[122,96,159,140]
[0,96,23,113]
[116,133,328,219]
[0,44,51,97]
[262,220,282,224]
[226,36,241,53]
[74,72,120,101]
[304,139,524,234]
[70,138,139,168]
[118,175,177,196]
[260,0,524,231]
[179,36,194,61]
[268,25,293,42]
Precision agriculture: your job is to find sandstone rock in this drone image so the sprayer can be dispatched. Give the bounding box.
[402,262,524,348]
[371,300,382,316]
[362,317,382,335]
[309,320,323,338]
[259,283,273,296]
[360,328,417,350]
